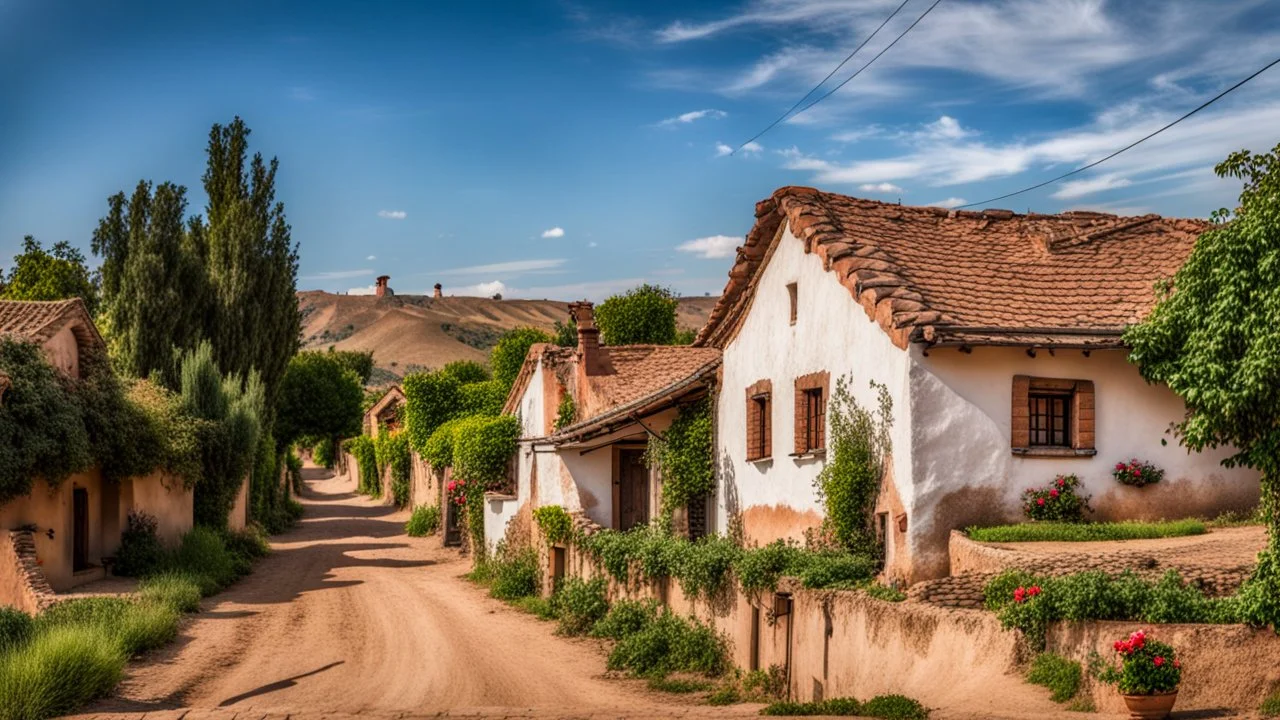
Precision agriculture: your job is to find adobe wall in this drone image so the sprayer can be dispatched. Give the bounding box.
[227,473,250,531]
[0,471,104,591]
[410,453,438,510]
[121,472,194,545]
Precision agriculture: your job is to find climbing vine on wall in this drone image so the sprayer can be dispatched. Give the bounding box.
[534,505,575,545]
[814,377,893,556]
[555,393,576,430]
[451,414,521,554]
[345,435,379,497]
[375,429,412,507]
[646,395,714,519]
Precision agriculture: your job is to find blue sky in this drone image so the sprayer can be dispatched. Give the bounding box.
[2,1,1278,299]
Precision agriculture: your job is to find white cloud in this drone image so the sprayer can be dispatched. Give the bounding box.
[541,227,566,238]
[1050,173,1133,199]
[347,285,377,295]
[449,280,508,297]
[858,182,904,194]
[377,210,407,220]
[437,259,567,276]
[714,142,734,157]
[928,198,968,209]
[742,141,763,154]
[715,140,763,158]
[677,235,739,259]
[366,255,377,261]
[659,109,727,126]
[920,116,973,141]
[302,269,372,280]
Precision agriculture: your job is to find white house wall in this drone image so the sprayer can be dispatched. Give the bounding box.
[517,360,547,438]
[715,224,915,547]
[907,345,1259,578]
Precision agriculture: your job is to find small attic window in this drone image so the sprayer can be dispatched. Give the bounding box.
[786,283,798,325]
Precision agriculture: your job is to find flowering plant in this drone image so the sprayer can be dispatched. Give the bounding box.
[446,478,470,507]
[1096,630,1181,695]
[1022,474,1091,522]
[1112,458,1164,488]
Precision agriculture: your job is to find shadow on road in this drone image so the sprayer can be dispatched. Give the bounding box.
[217,661,346,706]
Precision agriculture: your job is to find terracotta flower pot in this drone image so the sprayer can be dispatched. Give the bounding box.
[1122,690,1178,719]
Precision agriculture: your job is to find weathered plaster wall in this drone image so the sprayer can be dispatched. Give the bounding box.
[908,345,1259,579]
[716,224,914,548]
[227,473,251,531]
[410,453,438,511]
[124,473,194,546]
[42,324,80,378]
[517,359,548,438]
[483,494,518,556]
[0,470,103,591]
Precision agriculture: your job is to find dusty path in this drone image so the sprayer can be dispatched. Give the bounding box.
[83,467,753,718]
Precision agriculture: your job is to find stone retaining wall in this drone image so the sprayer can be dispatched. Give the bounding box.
[1,529,57,614]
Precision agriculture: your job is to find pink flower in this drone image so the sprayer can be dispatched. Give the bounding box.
[1050,489,1059,498]
[1056,478,1065,488]
[1037,498,1046,507]
[1153,656,1165,667]
[1113,640,1124,652]
[1115,463,1125,471]
[1173,659,1181,669]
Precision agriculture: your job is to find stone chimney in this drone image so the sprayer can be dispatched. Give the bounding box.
[375,275,391,298]
[433,283,443,299]
[568,301,611,376]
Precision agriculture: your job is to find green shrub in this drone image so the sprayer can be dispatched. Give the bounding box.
[1027,653,1082,703]
[549,577,608,636]
[814,378,893,554]
[167,526,241,595]
[591,599,661,640]
[344,435,380,497]
[406,504,441,537]
[864,583,907,602]
[487,546,541,601]
[402,370,463,454]
[1236,549,1280,632]
[595,284,679,346]
[312,436,336,469]
[734,540,807,595]
[647,676,713,693]
[795,552,877,590]
[0,624,125,720]
[510,595,556,620]
[0,607,33,653]
[859,695,930,720]
[36,597,178,657]
[707,685,740,705]
[422,416,467,469]
[760,698,861,716]
[113,512,166,578]
[534,505,574,545]
[138,571,204,613]
[606,611,726,677]
[1021,474,1090,523]
[1261,687,1280,717]
[967,519,1207,543]
[459,379,506,417]
[673,534,740,599]
[222,526,270,562]
[375,431,412,507]
[490,328,552,392]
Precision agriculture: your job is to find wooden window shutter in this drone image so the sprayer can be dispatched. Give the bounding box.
[1072,380,1095,451]
[1011,375,1031,449]
[763,394,772,458]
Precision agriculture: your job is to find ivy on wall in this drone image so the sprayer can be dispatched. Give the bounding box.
[375,429,412,507]
[646,395,714,519]
[345,435,379,497]
[452,415,521,553]
[814,377,893,555]
[534,505,574,545]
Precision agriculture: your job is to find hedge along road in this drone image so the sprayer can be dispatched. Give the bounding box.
[77,465,755,719]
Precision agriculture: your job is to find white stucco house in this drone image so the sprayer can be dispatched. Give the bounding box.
[499,302,720,551]
[694,187,1259,583]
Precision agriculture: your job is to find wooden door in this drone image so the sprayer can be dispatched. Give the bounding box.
[617,449,649,531]
[444,499,462,546]
[73,488,89,571]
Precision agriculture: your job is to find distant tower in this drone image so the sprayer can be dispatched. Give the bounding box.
[375,275,392,297]
[433,283,443,299]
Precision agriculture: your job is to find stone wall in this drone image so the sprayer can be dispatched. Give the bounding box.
[0,530,57,614]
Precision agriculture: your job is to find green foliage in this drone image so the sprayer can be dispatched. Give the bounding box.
[0,339,92,502]
[490,327,552,392]
[864,583,907,602]
[138,572,204,613]
[1261,687,1280,717]
[167,526,246,595]
[552,316,577,347]
[1235,549,1280,631]
[760,696,927,719]
[35,597,178,658]
[734,539,807,595]
[707,685,741,705]
[402,370,463,454]
[1095,632,1181,695]
[0,607,33,654]
[591,599,661,640]
[458,379,506,417]
[73,353,169,483]
[1022,474,1091,523]
[405,504,441,537]
[327,349,375,384]
[375,430,412,507]
[554,392,576,430]
[534,505,575,545]
[0,624,125,720]
[121,379,203,487]
[276,351,364,447]
[985,569,1242,651]
[1124,144,1280,550]
[1,236,98,314]
[595,284,679,346]
[312,436,336,469]
[673,534,740,599]
[860,695,930,720]
[549,577,609,635]
[484,545,541,600]
[815,378,892,554]
[967,519,1207,543]
[422,416,469,469]
[441,360,490,384]
[453,414,520,485]
[647,676,713,693]
[1027,653,1082,703]
[606,610,727,677]
[345,435,380,497]
[113,511,165,577]
[648,396,714,518]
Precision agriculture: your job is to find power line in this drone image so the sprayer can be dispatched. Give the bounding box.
[784,0,945,126]
[734,0,913,154]
[957,55,1280,210]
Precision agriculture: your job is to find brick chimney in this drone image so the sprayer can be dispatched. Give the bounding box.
[568,301,611,376]
[375,275,391,298]
[433,283,443,299]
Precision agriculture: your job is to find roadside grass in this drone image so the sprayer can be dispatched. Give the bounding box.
[405,505,440,537]
[647,675,714,693]
[760,695,929,718]
[966,519,1206,543]
[0,524,270,720]
[1208,507,1265,528]
[1261,687,1280,717]
[1026,653,1082,703]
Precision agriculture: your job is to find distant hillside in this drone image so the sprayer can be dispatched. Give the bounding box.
[297,291,718,384]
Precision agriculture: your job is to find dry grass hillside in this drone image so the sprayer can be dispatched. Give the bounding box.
[297,291,717,383]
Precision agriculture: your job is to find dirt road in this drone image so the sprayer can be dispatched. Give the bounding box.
[84,467,753,719]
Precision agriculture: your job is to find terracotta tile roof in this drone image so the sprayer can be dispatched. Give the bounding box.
[695,187,1209,350]
[0,298,104,351]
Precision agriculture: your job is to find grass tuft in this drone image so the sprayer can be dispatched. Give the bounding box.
[1261,688,1280,718]
[0,624,125,720]
[606,611,727,677]
[1026,653,1082,703]
[647,675,714,693]
[966,519,1206,543]
[405,504,441,537]
[138,571,205,613]
[760,695,927,719]
[0,607,33,653]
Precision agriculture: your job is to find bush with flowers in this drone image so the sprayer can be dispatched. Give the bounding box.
[1022,474,1091,522]
[1095,630,1181,696]
[1112,458,1164,488]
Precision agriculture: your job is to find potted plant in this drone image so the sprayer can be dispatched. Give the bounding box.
[1097,630,1181,719]
[1113,458,1164,488]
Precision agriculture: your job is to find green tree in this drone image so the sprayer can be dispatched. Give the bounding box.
[490,327,552,392]
[327,349,374,384]
[2,236,99,313]
[595,284,679,346]
[552,316,578,347]
[1124,144,1280,630]
[275,351,364,447]
[441,359,490,384]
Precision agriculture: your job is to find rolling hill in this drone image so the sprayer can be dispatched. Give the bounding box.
[297,290,718,384]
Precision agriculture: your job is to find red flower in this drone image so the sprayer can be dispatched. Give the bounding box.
[1153,656,1165,667]
[1056,478,1065,488]
[1173,660,1181,669]
[1028,585,1042,596]
[1050,489,1059,498]
[1037,498,1046,506]
[1115,463,1125,471]
[1113,640,1124,652]
[1014,587,1026,603]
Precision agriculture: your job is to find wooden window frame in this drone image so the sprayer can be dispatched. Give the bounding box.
[793,371,830,455]
[1011,375,1096,457]
[786,282,798,325]
[745,379,773,461]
